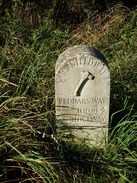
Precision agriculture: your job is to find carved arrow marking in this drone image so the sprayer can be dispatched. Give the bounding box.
[74,71,95,96]
[100,107,106,113]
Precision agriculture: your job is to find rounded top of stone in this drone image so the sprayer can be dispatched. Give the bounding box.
[56,45,108,72]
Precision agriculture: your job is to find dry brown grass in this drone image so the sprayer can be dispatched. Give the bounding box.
[65,4,131,47]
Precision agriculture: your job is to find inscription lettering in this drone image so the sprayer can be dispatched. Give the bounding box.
[58,97,107,105]
[56,56,107,81]
[69,58,78,68]
[70,116,106,122]
[87,58,94,65]
[78,108,98,114]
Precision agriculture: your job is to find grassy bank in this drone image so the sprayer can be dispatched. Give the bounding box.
[0,2,137,183]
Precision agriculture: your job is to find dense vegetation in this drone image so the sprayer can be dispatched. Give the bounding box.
[0,1,137,182]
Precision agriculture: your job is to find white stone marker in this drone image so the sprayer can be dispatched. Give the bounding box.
[55,45,110,146]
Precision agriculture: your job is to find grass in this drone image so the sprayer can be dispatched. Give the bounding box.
[0,2,137,183]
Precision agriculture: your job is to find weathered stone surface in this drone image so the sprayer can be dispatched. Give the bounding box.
[55,45,110,146]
